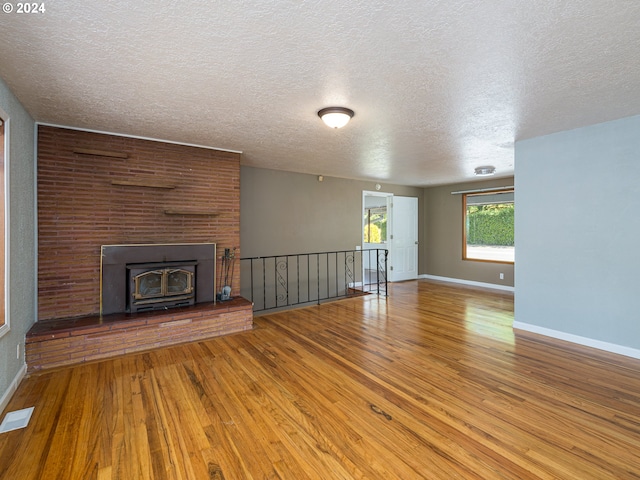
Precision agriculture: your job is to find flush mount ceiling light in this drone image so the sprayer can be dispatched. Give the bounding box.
[318,107,355,129]
[474,166,496,176]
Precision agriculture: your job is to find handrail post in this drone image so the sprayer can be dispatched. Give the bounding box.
[296,254,300,305]
[384,249,389,296]
[250,258,254,306]
[286,256,290,306]
[262,257,266,311]
[376,249,380,295]
[317,254,321,305]
[325,253,329,302]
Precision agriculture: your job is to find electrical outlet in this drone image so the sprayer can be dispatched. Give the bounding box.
[16,344,20,359]
[499,273,504,280]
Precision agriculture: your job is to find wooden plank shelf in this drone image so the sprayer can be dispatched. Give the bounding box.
[73,148,129,159]
[111,179,177,189]
[164,209,220,216]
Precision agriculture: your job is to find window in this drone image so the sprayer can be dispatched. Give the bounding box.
[363,206,387,243]
[463,189,514,263]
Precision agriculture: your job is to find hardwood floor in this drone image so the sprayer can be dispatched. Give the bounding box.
[1,279,640,479]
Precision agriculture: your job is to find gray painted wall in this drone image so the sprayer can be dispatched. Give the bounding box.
[515,115,640,350]
[423,177,515,287]
[241,166,517,287]
[0,78,36,404]
[240,166,423,258]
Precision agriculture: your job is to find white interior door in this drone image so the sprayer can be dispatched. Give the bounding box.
[390,196,418,282]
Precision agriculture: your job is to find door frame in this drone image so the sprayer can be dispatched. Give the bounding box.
[362,190,393,284]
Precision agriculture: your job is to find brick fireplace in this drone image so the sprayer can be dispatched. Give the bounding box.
[27,126,251,371]
[37,126,241,321]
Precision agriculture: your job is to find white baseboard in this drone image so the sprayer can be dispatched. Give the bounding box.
[513,321,640,360]
[419,274,514,292]
[420,275,639,359]
[0,364,27,413]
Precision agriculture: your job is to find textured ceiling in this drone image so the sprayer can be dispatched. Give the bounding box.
[1,1,640,186]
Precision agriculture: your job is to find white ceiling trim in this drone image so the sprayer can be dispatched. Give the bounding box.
[36,123,243,154]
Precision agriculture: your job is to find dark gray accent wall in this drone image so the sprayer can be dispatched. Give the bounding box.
[515,115,640,351]
[0,78,36,404]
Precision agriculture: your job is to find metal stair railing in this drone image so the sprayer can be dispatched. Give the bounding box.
[240,249,388,312]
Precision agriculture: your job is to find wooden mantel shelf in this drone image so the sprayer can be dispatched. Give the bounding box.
[73,148,129,159]
[164,209,220,216]
[111,179,177,189]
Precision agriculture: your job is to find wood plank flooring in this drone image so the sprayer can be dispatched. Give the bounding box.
[2,279,640,479]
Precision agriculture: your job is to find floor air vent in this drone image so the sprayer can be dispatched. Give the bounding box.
[0,406,34,433]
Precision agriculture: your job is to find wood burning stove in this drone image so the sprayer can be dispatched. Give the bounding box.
[101,243,216,316]
[127,261,196,312]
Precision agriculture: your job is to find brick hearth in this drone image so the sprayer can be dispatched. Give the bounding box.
[26,298,253,372]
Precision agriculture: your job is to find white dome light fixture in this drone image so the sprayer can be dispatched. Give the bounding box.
[474,166,496,176]
[318,107,355,129]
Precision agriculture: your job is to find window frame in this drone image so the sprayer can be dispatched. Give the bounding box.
[0,114,7,337]
[462,188,514,265]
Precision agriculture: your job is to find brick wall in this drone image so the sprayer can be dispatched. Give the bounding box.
[37,126,241,321]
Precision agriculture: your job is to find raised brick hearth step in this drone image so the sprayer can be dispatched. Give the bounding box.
[26,298,254,372]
